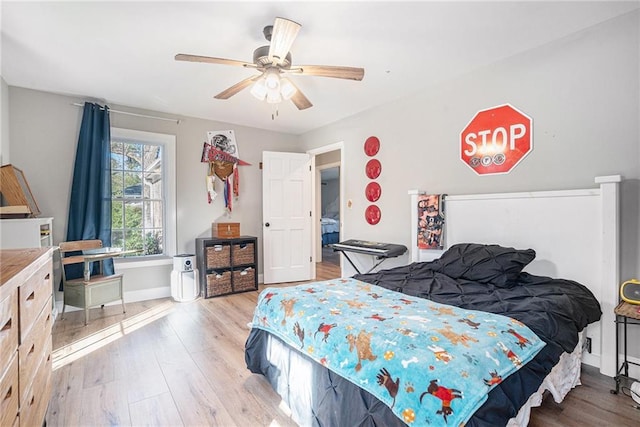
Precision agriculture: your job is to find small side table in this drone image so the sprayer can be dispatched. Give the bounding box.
[611,301,640,394]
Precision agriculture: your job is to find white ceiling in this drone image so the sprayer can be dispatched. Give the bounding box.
[2,1,638,135]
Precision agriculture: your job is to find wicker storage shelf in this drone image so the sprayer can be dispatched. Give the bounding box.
[233,268,257,292]
[232,242,255,265]
[206,271,232,297]
[196,236,258,298]
[206,244,231,269]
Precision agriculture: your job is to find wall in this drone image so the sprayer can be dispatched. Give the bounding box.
[316,150,340,166]
[0,77,9,164]
[301,11,640,282]
[7,87,301,302]
[301,10,640,366]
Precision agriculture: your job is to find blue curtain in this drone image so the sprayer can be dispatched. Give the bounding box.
[64,102,114,281]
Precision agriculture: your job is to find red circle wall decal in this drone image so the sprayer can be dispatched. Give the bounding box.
[365,182,382,202]
[364,136,380,157]
[365,205,381,225]
[365,159,382,179]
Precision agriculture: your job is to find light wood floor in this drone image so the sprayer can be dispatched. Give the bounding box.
[47,261,640,426]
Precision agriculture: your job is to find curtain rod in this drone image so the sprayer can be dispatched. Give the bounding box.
[72,103,181,124]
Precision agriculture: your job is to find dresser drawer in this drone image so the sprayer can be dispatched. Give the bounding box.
[0,353,19,427]
[0,289,18,372]
[18,260,52,343]
[19,298,52,405]
[20,346,52,427]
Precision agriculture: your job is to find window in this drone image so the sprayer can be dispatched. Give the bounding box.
[110,128,176,258]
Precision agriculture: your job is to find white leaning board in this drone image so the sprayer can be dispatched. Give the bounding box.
[409,175,621,377]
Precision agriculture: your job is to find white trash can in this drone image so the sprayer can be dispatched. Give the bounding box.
[170,254,199,302]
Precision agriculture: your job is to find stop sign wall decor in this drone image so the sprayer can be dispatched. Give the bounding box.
[460,104,532,175]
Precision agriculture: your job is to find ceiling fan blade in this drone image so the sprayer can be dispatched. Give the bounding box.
[175,53,255,68]
[268,17,301,65]
[291,91,313,110]
[214,76,261,100]
[287,80,313,110]
[291,65,365,81]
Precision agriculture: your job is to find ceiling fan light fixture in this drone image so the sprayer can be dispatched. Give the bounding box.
[250,77,267,100]
[266,90,282,104]
[280,78,297,100]
[264,69,281,91]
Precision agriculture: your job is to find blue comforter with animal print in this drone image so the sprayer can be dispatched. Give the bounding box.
[250,278,545,426]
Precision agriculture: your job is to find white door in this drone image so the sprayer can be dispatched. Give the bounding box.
[262,151,312,284]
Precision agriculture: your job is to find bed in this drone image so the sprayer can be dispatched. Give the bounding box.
[321,215,340,246]
[245,177,621,426]
[246,243,601,426]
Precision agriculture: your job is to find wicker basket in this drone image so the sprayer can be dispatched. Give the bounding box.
[615,301,640,321]
[232,242,255,265]
[233,268,256,292]
[206,271,232,297]
[206,244,231,269]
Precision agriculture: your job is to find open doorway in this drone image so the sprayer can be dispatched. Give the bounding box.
[319,165,340,266]
[309,143,343,280]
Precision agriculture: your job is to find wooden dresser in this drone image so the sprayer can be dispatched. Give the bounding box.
[0,247,54,427]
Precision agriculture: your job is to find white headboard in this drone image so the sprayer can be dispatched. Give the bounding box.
[409,176,621,377]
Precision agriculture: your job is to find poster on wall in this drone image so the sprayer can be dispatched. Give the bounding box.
[200,130,250,210]
[201,130,243,166]
[417,194,445,249]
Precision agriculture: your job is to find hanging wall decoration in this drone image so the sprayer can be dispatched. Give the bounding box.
[365,158,381,180]
[417,194,445,249]
[364,136,381,225]
[200,130,250,211]
[364,136,380,157]
[460,104,532,175]
[365,182,381,202]
[365,205,381,225]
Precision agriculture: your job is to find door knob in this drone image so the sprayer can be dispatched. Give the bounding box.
[265,222,270,227]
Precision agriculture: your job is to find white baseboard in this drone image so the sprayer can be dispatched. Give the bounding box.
[54,285,171,314]
[615,354,640,381]
[582,352,600,369]
[582,351,640,380]
[124,286,172,302]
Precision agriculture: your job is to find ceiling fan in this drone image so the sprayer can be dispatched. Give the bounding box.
[175,17,365,110]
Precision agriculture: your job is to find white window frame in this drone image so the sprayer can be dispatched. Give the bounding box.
[110,127,176,267]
